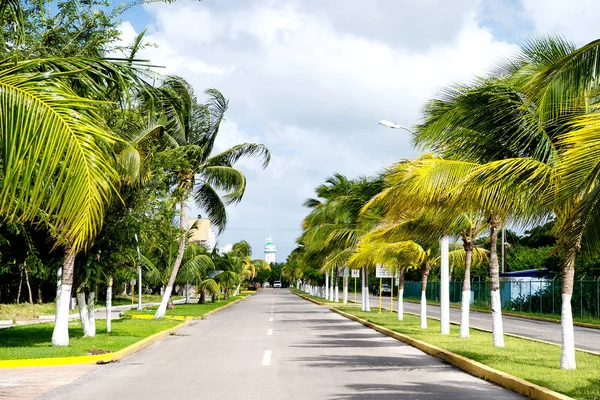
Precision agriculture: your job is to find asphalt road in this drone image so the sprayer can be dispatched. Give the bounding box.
[40,289,523,400]
[364,294,600,353]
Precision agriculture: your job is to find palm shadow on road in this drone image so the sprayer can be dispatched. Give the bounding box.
[332,382,523,400]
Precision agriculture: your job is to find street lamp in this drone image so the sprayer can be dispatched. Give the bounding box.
[379,118,449,333]
[378,120,416,134]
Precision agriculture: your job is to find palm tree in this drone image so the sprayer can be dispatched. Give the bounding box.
[152,79,270,318]
[411,36,600,368]
[300,175,384,310]
[230,240,271,295]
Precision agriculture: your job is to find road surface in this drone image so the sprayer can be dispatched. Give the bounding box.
[37,289,522,399]
[363,293,600,353]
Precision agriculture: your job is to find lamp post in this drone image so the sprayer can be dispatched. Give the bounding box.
[134,233,142,310]
[378,120,416,134]
[380,119,449,333]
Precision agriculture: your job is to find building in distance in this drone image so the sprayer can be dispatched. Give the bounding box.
[264,237,276,264]
[188,215,217,250]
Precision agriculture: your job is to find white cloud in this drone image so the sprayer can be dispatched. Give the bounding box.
[522,0,600,44]
[122,0,524,259]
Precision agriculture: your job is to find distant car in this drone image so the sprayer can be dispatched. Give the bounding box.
[273,281,282,288]
[373,284,392,296]
[247,282,257,290]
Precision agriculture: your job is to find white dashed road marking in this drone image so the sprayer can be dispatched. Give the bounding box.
[262,350,272,366]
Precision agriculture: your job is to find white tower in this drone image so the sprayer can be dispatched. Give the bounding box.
[264,237,276,264]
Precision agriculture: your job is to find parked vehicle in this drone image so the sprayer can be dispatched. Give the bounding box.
[273,281,282,288]
[373,284,392,296]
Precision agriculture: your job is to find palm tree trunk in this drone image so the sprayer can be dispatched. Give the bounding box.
[24,263,33,304]
[54,267,62,324]
[343,274,348,306]
[52,246,74,346]
[329,267,334,301]
[106,275,113,333]
[17,266,23,304]
[460,240,473,338]
[77,292,93,337]
[420,267,429,329]
[155,199,187,319]
[334,268,339,303]
[398,268,405,321]
[489,216,504,347]
[325,271,329,300]
[560,247,577,369]
[363,266,370,312]
[87,290,96,336]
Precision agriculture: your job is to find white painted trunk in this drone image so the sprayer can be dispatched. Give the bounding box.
[325,272,329,301]
[54,267,62,324]
[361,269,365,311]
[155,199,188,319]
[334,274,339,303]
[397,289,404,321]
[491,289,504,347]
[234,283,240,297]
[343,276,348,306]
[420,291,427,329]
[185,283,190,303]
[364,267,371,312]
[106,278,112,333]
[52,284,72,346]
[560,294,576,369]
[459,290,470,338]
[329,269,334,301]
[77,292,93,337]
[87,292,96,337]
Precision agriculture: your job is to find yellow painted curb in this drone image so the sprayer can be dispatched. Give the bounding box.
[0,320,190,369]
[331,308,573,400]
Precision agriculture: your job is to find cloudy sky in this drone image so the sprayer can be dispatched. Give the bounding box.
[119,0,600,261]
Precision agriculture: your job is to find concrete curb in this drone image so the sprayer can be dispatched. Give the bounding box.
[126,292,256,320]
[0,319,190,369]
[290,290,328,306]
[402,299,600,330]
[349,298,600,357]
[331,308,573,400]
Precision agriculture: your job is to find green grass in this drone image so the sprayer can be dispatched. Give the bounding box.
[0,295,184,321]
[0,318,180,360]
[126,293,250,318]
[340,307,600,400]
[0,303,57,321]
[403,298,600,326]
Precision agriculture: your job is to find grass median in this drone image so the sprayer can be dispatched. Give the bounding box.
[126,293,250,318]
[339,307,599,400]
[0,318,180,360]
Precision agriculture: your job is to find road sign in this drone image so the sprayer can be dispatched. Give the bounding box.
[351,269,360,278]
[375,265,393,278]
[342,267,349,277]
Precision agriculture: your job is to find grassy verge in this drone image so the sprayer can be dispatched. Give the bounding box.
[340,307,599,400]
[126,293,249,318]
[0,295,185,321]
[0,303,57,321]
[0,318,180,360]
[402,298,600,326]
[290,288,363,306]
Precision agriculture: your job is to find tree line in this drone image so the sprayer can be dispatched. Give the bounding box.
[0,0,270,346]
[287,36,600,371]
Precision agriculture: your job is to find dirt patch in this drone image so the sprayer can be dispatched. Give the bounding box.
[87,348,111,355]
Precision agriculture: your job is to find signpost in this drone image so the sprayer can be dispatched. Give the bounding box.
[375,265,393,313]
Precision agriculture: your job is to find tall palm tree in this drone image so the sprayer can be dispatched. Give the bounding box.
[152,79,270,318]
[411,36,600,368]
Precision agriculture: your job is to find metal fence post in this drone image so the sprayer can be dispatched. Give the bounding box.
[580,279,583,319]
[552,278,555,315]
[540,279,543,314]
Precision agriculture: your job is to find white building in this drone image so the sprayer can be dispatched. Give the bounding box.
[264,237,276,264]
[187,215,217,250]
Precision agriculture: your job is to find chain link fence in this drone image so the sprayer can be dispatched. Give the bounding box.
[403,279,600,318]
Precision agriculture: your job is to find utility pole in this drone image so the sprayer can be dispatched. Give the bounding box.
[135,234,142,310]
[501,228,505,274]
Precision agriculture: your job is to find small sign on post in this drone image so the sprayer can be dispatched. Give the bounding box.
[351,269,360,278]
[375,265,393,278]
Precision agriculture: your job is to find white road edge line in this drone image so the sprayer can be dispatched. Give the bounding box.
[262,350,272,366]
[267,328,273,336]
